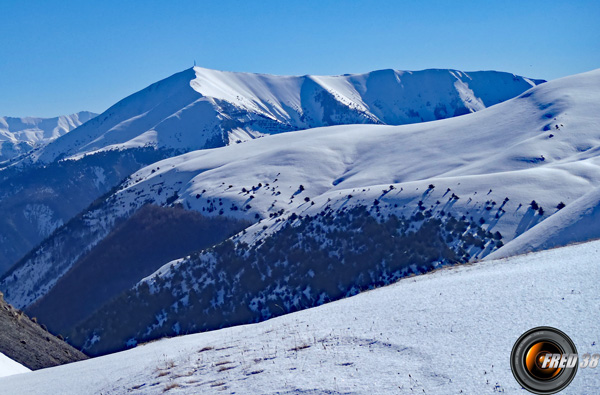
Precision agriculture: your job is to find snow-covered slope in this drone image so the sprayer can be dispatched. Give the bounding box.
[112,68,600,253]
[0,112,96,162]
[17,67,542,165]
[0,352,29,378]
[0,69,595,312]
[487,186,600,259]
[1,239,598,394]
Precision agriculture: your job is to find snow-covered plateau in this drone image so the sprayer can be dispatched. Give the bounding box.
[1,239,598,394]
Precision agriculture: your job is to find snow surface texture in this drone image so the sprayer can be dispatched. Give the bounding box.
[0,112,96,162]
[1,239,598,394]
[0,69,594,310]
[13,67,542,166]
[0,352,30,378]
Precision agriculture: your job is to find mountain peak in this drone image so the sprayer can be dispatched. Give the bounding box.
[8,65,542,167]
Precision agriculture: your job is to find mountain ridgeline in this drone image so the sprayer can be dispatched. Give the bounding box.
[18,67,544,166]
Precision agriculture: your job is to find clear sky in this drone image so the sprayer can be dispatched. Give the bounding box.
[1,0,598,117]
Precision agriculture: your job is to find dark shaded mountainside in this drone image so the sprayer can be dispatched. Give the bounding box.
[26,204,250,337]
[0,291,87,370]
[69,203,503,356]
[0,147,175,274]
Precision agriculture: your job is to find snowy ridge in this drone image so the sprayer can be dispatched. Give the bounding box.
[1,239,598,394]
[0,111,96,162]
[14,67,542,166]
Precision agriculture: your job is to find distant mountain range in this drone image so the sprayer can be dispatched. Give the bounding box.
[0,112,97,162]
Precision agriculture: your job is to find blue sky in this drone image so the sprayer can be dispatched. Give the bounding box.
[1,0,598,117]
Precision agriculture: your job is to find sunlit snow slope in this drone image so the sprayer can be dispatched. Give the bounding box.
[0,352,29,378]
[1,239,598,394]
[487,186,600,259]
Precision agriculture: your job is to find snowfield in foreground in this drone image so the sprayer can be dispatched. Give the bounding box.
[2,240,598,394]
[0,352,30,378]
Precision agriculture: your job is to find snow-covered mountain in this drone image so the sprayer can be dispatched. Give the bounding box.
[0,112,97,162]
[1,239,598,394]
[104,68,600,255]
[16,67,543,166]
[0,67,539,276]
[0,69,596,355]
